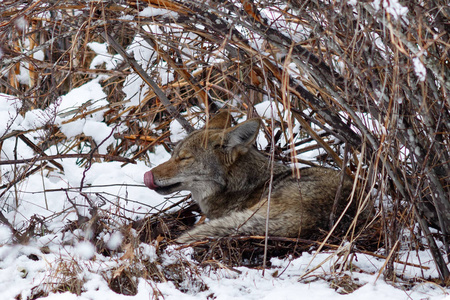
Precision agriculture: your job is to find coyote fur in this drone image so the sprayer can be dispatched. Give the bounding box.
[144,112,359,243]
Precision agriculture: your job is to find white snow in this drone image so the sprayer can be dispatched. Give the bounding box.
[119,15,134,21]
[60,119,85,138]
[33,50,45,61]
[138,7,177,18]
[139,243,157,262]
[254,100,288,122]
[14,63,32,85]
[82,120,115,154]
[55,79,107,114]
[0,225,12,243]
[22,109,51,129]
[14,16,28,31]
[1,243,446,300]
[0,93,23,136]
[87,42,122,70]
[121,33,154,107]
[372,0,408,19]
[106,231,123,250]
[75,241,96,259]
[413,57,427,82]
[169,119,188,142]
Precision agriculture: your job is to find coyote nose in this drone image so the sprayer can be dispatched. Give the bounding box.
[144,171,158,190]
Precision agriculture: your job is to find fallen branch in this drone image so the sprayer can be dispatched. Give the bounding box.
[101,31,194,133]
[18,134,64,171]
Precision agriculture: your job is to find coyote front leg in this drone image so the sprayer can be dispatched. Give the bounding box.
[176,210,291,243]
[176,210,267,243]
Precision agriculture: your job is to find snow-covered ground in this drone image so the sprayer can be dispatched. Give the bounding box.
[1,88,449,300]
[1,242,449,300]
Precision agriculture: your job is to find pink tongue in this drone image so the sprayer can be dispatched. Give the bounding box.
[144,171,158,190]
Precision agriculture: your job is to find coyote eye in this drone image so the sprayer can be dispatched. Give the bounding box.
[178,155,193,161]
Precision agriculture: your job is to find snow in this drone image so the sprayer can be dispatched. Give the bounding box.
[82,120,115,153]
[55,79,107,114]
[75,241,96,259]
[138,7,178,18]
[372,0,408,19]
[87,42,122,70]
[138,243,157,262]
[1,18,449,300]
[60,119,85,138]
[169,118,188,142]
[254,100,287,121]
[22,109,51,129]
[119,15,134,21]
[33,50,45,61]
[0,93,23,135]
[0,225,12,243]
[121,33,155,107]
[105,231,123,250]
[413,57,427,82]
[14,16,28,31]
[1,248,442,300]
[14,63,32,85]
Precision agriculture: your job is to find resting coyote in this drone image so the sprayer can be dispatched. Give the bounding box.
[144,112,358,243]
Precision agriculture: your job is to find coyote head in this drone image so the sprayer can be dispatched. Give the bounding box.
[144,112,261,203]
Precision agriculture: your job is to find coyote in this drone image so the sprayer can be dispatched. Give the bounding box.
[144,112,359,243]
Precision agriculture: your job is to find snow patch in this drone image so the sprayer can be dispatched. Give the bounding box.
[0,93,23,136]
[119,14,134,20]
[83,120,115,154]
[139,243,157,262]
[22,109,51,130]
[87,42,122,70]
[254,101,287,121]
[106,231,123,250]
[56,79,107,114]
[60,119,85,138]
[413,57,427,82]
[33,49,45,61]
[372,0,408,19]
[138,7,177,18]
[14,16,28,31]
[0,225,12,244]
[76,241,95,259]
[170,119,188,143]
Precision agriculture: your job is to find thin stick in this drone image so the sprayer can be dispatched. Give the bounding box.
[0,153,135,165]
[101,32,194,133]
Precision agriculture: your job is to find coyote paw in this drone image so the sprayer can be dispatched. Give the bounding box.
[175,210,259,243]
[175,233,194,244]
[175,231,209,244]
[175,223,223,244]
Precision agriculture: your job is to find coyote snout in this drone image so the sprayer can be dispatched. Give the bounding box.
[144,112,360,243]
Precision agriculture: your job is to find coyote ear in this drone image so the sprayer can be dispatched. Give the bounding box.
[206,111,233,129]
[225,118,261,149]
